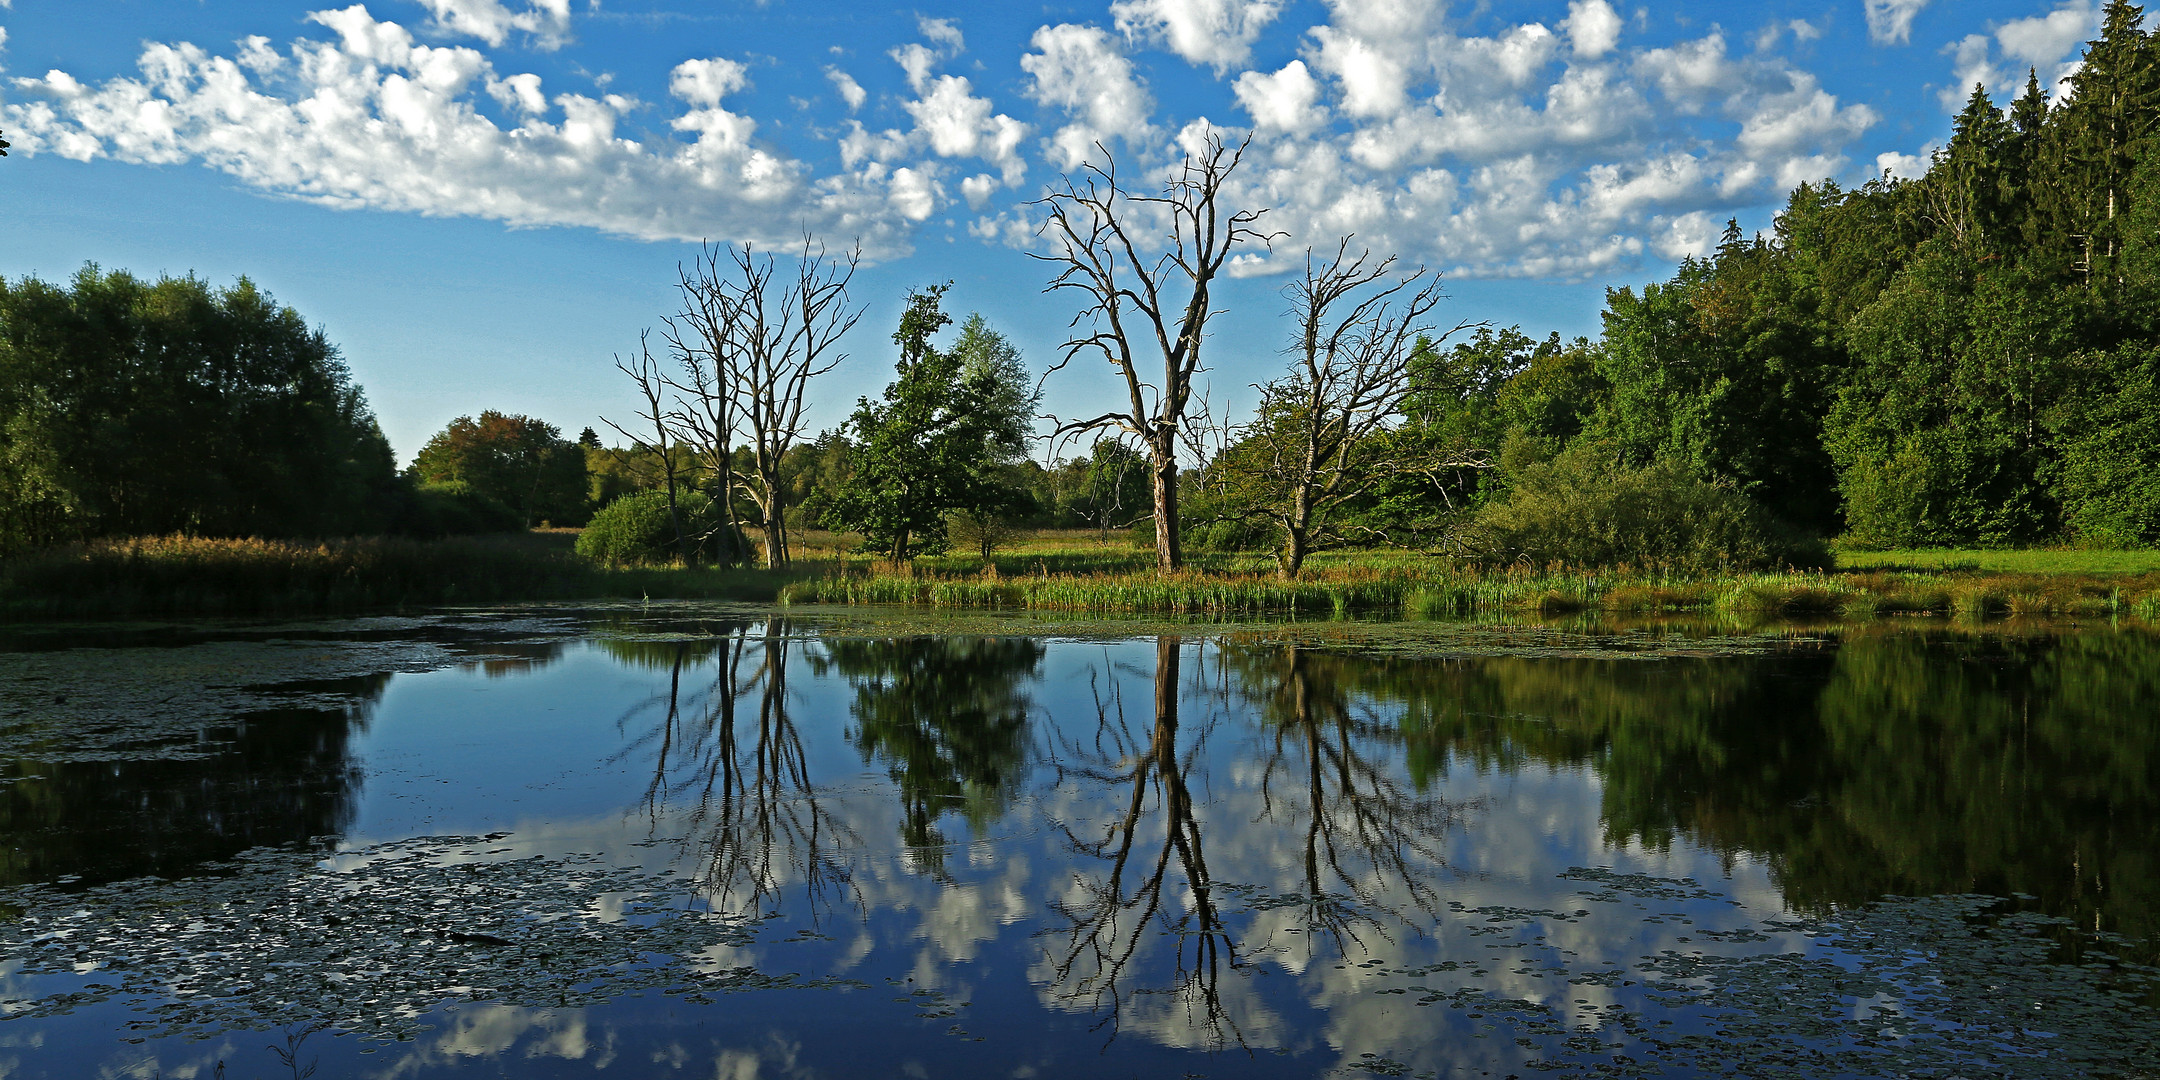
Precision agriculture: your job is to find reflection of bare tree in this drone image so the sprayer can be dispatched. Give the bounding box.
[1044,637,1245,1048]
[611,619,858,917]
[1228,645,1469,950]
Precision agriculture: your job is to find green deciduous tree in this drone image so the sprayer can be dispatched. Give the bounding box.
[822,289,1033,562]
[410,411,589,528]
[0,265,394,550]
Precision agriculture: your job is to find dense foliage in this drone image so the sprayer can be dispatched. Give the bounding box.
[0,266,396,551]
[575,489,738,566]
[819,291,1037,561]
[1193,1,2160,560]
[410,410,589,528]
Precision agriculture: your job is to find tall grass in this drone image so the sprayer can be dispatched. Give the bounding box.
[0,534,812,618]
[780,560,2160,622]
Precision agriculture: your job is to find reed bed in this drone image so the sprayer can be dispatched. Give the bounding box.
[8,533,2158,623]
[0,534,803,617]
[780,561,2160,623]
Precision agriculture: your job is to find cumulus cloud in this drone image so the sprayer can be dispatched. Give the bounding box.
[2,6,912,252]
[1935,1,2098,109]
[1561,0,1622,60]
[1864,0,1930,47]
[413,0,573,51]
[837,23,1029,205]
[1233,60,1324,133]
[825,66,866,111]
[1198,4,1878,280]
[0,0,1901,282]
[1110,0,1283,72]
[1021,24,1155,169]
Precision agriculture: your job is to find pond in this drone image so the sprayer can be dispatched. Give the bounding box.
[0,605,2155,1078]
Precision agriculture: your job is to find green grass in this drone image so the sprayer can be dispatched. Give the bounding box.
[1835,548,2160,574]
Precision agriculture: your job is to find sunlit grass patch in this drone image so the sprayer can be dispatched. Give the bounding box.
[1837,548,2160,574]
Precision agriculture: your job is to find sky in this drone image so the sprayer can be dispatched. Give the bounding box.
[0,0,2128,463]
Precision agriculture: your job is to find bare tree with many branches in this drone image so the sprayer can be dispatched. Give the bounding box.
[601,332,695,562]
[1194,241,1477,578]
[1035,135,1278,571]
[620,238,860,569]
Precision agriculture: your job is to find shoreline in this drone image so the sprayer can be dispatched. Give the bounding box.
[6,533,2159,624]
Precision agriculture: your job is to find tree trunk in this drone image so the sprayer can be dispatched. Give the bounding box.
[1154,634,1180,752]
[1152,436,1182,571]
[762,514,786,571]
[1279,481,1313,580]
[1278,524,1308,581]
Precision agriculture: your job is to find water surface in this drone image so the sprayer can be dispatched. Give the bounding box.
[0,606,2153,1078]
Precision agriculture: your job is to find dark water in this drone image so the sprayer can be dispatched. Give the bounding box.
[0,607,2155,1078]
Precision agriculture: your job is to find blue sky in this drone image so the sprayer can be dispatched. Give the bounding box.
[0,0,2123,462]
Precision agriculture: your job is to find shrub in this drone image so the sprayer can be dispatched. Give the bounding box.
[576,490,745,566]
[1465,446,1826,571]
[391,480,523,538]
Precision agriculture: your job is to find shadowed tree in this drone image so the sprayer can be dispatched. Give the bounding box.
[411,410,588,528]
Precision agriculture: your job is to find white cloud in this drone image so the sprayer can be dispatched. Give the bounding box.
[1110,0,1283,72]
[1864,0,1929,47]
[1310,25,1410,118]
[669,57,747,108]
[0,0,1898,283]
[903,74,1029,183]
[2,8,913,253]
[1996,1,2099,67]
[1876,146,1931,179]
[1198,6,1878,281]
[1935,2,2098,110]
[917,16,965,54]
[825,67,866,111]
[1233,60,1324,133]
[1561,0,1622,60]
[413,0,572,51]
[1021,24,1155,169]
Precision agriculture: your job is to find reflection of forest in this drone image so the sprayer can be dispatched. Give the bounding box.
[0,679,379,889]
[1309,630,2160,942]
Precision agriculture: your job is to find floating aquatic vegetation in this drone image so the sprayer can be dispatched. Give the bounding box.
[0,611,592,765]
[0,834,857,1044]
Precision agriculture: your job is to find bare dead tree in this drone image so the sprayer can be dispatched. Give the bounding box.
[668,238,863,569]
[661,250,745,559]
[600,332,692,563]
[1035,135,1278,571]
[1199,241,1479,578]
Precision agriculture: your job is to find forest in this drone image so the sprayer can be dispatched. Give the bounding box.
[5,3,2160,572]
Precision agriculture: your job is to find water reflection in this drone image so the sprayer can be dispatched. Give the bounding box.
[4,613,2159,1078]
[816,635,1041,873]
[1222,644,1471,940]
[1351,630,2160,943]
[0,678,379,888]
[612,620,857,914]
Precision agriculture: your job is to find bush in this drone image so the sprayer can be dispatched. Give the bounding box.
[576,490,747,566]
[1465,446,1826,571]
[391,480,523,538]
